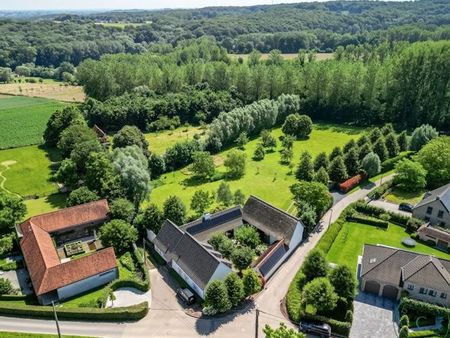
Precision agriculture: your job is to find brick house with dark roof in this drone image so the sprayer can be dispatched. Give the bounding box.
[17,200,118,305]
[360,244,450,305]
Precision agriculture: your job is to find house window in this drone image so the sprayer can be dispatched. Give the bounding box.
[425,216,430,222]
[438,210,444,218]
[428,289,437,297]
[426,207,433,215]
[441,293,447,299]
[419,287,427,294]
[407,284,414,291]
[441,222,446,227]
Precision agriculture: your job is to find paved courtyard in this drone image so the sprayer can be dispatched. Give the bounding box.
[0,268,33,295]
[350,292,398,338]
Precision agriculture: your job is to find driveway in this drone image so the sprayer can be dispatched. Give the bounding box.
[106,287,151,308]
[0,268,33,295]
[369,199,412,217]
[350,292,398,338]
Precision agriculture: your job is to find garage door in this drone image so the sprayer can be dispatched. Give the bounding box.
[382,285,399,299]
[364,280,380,295]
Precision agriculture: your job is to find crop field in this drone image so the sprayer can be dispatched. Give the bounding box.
[148,123,363,214]
[0,95,68,149]
[145,125,205,154]
[0,145,59,197]
[229,52,334,61]
[0,82,85,102]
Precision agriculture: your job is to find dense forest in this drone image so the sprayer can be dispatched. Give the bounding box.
[0,0,449,68]
[76,39,450,131]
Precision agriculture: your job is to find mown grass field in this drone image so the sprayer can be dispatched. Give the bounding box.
[0,145,59,197]
[148,123,363,214]
[327,221,450,272]
[0,82,84,103]
[0,95,67,149]
[145,125,205,154]
[24,193,67,218]
[384,187,425,205]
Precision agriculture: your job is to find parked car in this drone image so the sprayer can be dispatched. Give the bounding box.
[176,288,195,305]
[299,321,331,338]
[399,203,414,213]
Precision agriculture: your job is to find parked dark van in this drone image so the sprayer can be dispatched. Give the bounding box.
[299,321,331,337]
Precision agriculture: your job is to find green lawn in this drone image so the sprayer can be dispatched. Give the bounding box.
[327,221,450,272]
[144,125,204,154]
[384,187,425,205]
[0,95,67,149]
[148,123,364,213]
[0,332,95,338]
[0,145,59,197]
[24,193,67,218]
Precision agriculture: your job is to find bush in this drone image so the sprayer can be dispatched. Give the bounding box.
[345,310,353,322]
[409,331,440,338]
[406,218,423,232]
[302,250,328,281]
[0,278,13,295]
[399,297,450,319]
[204,280,231,313]
[231,246,254,271]
[242,268,262,297]
[99,220,138,254]
[0,234,14,256]
[399,325,409,338]
[0,301,148,321]
[400,314,410,327]
[235,225,261,249]
[346,216,389,229]
[367,179,394,200]
[119,252,135,273]
[381,152,412,173]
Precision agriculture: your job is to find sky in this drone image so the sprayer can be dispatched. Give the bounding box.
[0,0,324,11]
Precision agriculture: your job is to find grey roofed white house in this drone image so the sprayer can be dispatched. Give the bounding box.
[242,195,300,247]
[153,220,232,299]
[413,183,450,228]
[360,244,450,305]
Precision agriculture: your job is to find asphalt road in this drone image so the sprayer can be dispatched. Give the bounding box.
[0,174,394,338]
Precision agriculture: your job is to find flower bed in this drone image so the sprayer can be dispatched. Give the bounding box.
[64,241,84,257]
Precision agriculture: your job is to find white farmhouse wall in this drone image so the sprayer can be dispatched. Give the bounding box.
[57,268,118,301]
[147,229,157,242]
[262,222,304,280]
[172,260,205,298]
[207,262,232,285]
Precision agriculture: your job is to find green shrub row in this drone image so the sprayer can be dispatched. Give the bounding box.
[353,200,421,229]
[0,261,20,271]
[367,179,394,200]
[399,297,450,318]
[300,312,352,336]
[316,219,346,254]
[0,301,148,321]
[132,247,150,291]
[346,216,389,229]
[409,330,440,338]
[381,151,412,173]
[285,271,306,323]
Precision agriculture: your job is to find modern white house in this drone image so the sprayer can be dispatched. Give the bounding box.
[153,220,232,299]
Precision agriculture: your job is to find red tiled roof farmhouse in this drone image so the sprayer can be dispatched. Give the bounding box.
[18,200,116,296]
[25,199,110,233]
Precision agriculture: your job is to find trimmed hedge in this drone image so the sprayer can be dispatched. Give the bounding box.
[316,218,346,254]
[286,271,306,323]
[0,301,148,321]
[381,151,412,173]
[409,330,441,338]
[399,297,450,318]
[300,312,352,336]
[346,216,389,229]
[353,200,420,228]
[367,179,394,200]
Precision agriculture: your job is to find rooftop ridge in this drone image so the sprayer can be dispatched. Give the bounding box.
[247,195,298,221]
